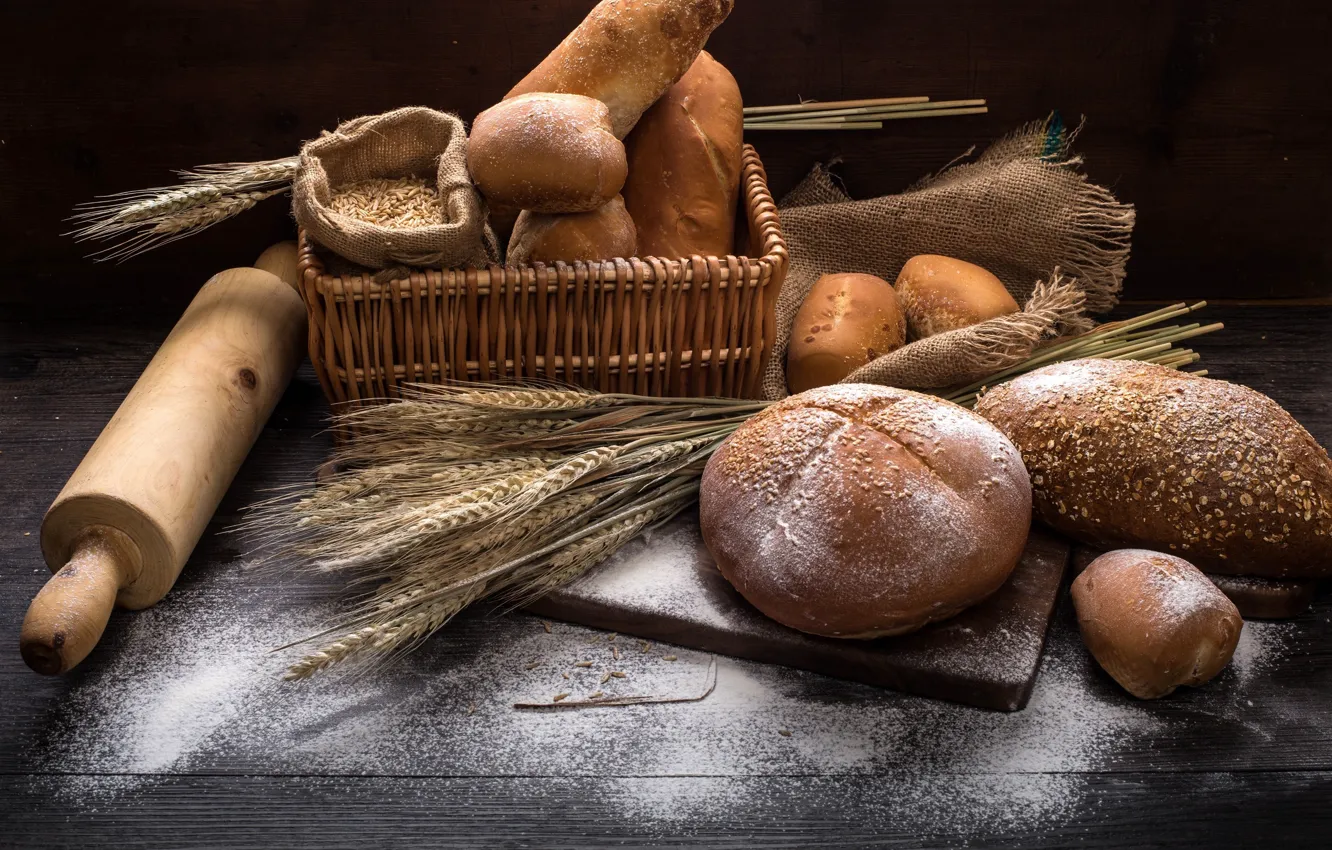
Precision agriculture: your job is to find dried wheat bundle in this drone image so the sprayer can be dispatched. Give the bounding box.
[247,302,1219,680]
[242,385,765,679]
[69,156,298,260]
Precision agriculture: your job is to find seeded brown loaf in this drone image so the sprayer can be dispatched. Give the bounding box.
[468,93,627,214]
[785,273,907,393]
[1071,549,1242,699]
[894,255,1021,339]
[974,359,1332,578]
[506,0,736,139]
[506,196,638,265]
[622,51,743,259]
[699,384,1033,639]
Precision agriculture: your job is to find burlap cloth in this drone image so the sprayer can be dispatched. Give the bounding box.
[293,107,498,270]
[764,118,1135,399]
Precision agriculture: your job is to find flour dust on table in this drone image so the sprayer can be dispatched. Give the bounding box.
[25,552,1317,836]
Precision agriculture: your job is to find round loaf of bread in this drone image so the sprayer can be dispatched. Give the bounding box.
[786,273,907,394]
[1071,549,1242,699]
[468,93,627,214]
[895,255,1020,339]
[974,359,1332,578]
[699,384,1033,638]
[506,195,638,265]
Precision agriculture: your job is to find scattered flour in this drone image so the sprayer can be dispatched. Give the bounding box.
[571,523,733,630]
[1231,620,1298,685]
[22,552,1321,837]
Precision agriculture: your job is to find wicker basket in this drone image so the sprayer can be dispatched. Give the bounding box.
[297,145,786,407]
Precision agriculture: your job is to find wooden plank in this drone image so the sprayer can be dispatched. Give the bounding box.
[0,2,1329,306]
[0,304,1329,850]
[0,773,1330,849]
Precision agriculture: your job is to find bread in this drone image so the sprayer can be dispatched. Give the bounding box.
[785,274,907,393]
[1071,549,1242,699]
[895,255,1020,339]
[468,93,627,213]
[622,51,743,259]
[506,0,735,139]
[699,384,1032,639]
[973,359,1332,578]
[506,195,638,265]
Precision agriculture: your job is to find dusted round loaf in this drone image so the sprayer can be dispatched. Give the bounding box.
[468,93,627,214]
[785,273,907,394]
[895,255,1020,339]
[1072,549,1242,699]
[506,195,638,265]
[699,384,1033,638]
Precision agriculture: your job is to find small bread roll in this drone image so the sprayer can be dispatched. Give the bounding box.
[895,255,1020,339]
[469,93,627,214]
[1072,549,1243,699]
[623,51,744,259]
[507,195,638,265]
[786,273,906,394]
[700,384,1032,639]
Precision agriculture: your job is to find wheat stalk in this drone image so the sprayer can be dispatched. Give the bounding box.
[69,156,296,261]
[149,190,283,235]
[284,584,487,681]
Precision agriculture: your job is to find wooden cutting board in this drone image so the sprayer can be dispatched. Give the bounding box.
[528,517,1071,711]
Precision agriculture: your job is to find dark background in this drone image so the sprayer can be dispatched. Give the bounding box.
[0,0,1328,311]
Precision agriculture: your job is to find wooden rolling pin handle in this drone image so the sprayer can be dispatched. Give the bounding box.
[20,526,141,675]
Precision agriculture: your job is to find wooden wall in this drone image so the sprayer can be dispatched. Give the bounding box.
[0,0,1327,310]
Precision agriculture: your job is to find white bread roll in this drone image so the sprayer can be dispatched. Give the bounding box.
[469,93,627,214]
[1072,549,1242,699]
[506,0,735,139]
[785,273,907,393]
[895,255,1020,339]
[623,51,743,259]
[507,196,638,265]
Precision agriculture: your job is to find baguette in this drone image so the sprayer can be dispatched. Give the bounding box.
[623,51,743,258]
[506,0,735,139]
[974,359,1332,578]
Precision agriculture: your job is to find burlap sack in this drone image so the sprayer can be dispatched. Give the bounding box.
[765,118,1135,399]
[293,107,498,270]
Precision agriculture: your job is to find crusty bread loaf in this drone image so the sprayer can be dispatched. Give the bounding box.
[895,255,1020,339]
[622,51,743,259]
[469,93,627,213]
[506,195,638,265]
[786,273,907,393]
[700,384,1032,639]
[974,359,1332,578]
[1071,549,1242,699]
[506,0,735,139]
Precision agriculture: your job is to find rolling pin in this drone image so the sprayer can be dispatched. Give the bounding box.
[19,243,308,674]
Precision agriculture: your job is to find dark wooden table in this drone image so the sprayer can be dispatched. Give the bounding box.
[1,304,1329,848]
